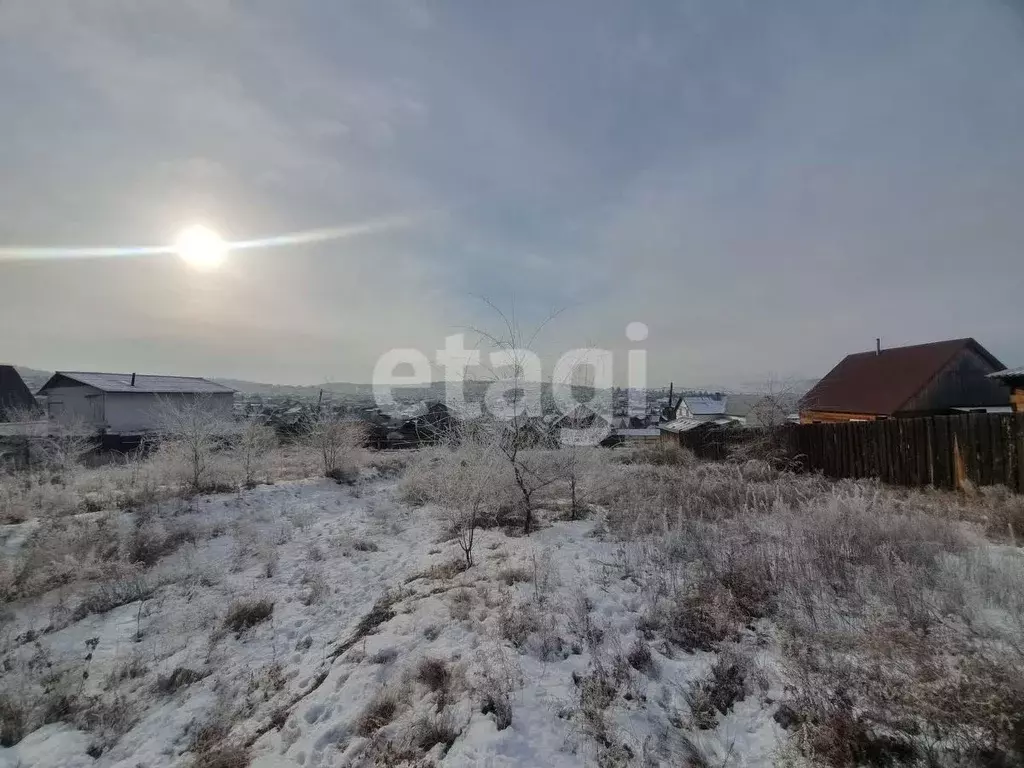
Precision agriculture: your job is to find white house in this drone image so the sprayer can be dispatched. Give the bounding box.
[37,372,235,434]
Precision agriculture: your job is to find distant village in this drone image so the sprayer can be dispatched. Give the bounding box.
[2,336,1022,459]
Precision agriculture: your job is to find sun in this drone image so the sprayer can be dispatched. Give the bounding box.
[174,224,227,270]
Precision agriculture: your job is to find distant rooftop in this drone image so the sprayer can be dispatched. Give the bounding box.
[989,366,1024,380]
[682,395,727,416]
[40,372,235,395]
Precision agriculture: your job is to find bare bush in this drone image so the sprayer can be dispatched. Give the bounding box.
[299,409,366,481]
[154,395,232,493]
[233,411,277,488]
[684,652,749,730]
[37,417,94,479]
[474,644,522,732]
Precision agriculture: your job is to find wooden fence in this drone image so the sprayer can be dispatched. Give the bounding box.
[678,414,1024,492]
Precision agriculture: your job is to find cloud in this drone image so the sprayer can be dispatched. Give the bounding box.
[1,0,1022,387]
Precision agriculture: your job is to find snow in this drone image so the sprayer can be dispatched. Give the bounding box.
[1,473,788,767]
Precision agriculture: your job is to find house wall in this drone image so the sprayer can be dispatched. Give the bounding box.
[1012,387,1024,413]
[103,392,234,433]
[800,410,879,424]
[42,385,105,426]
[899,347,1008,413]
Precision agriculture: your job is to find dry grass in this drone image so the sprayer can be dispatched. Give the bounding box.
[223,598,274,635]
[416,657,451,692]
[596,452,1024,766]
[356,688,404,736]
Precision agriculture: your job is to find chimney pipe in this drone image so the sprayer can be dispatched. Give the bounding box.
[130,372,136,387]
[876,338,881,356]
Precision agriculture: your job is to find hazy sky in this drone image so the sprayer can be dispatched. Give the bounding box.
[1,0,1022,387]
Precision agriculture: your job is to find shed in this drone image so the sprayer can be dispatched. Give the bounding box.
[0,365,36,421]
[37,372,235,433]
[800,338,1008,423]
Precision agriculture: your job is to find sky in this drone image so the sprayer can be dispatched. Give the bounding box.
[1,0,1022,388]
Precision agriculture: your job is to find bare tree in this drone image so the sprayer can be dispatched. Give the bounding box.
[470,300,565,535]
[234,410,277,488]
[300,407,366,482]
[732,376,799,466]
[154,395,232,492]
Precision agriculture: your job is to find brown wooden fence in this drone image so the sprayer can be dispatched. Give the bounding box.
[678,414,1024,492]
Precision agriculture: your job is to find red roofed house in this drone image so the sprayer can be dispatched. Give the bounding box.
[800,338,1009,424]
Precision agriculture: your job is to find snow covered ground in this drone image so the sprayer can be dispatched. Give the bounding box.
[4,450,1022,767]
[0,469,786,767]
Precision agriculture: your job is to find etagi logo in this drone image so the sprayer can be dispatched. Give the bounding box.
[370,323,651,439]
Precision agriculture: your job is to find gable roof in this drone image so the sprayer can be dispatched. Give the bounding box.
[0,365,36,418]
[801,338,1003,416]
[682,395,727,416]
[39,371,235,395]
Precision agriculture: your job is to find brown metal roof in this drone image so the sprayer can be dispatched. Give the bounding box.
[800,338,1003,416]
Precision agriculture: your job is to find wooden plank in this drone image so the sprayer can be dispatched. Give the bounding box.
[823,425,833,477]
[879,419,890,483]
[979,413,990,486]
[1005,416,1018,491]
[1017,414,1024,494]
[827,423,835,479]
[916,418,929,487]
[955,414,967,486]
[830,424,840,478]
[889,420,901,485]
[840,423,850,478]
[926,418,937,487]
[820,424,830,477]
[806,425,816,473]
[887,419,898,485]
[902,419,912,485]
[953,416,968,490]
[979,414,994,486]
[851,423,861,478]
[873,420,883,479]
[932,417,946,488]
[901,419,912,486]
[903,419,914,486]
[992,415,1006,488]
[870,420,882,479]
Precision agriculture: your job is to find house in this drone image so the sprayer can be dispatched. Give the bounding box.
[36,372,235,433]
[659,383,729,423]
[0,365,36,421]
[800,338,1008,423]
[988,367,1024,413]
[680,394,727,420]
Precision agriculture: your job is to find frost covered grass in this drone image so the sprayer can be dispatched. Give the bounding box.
[0,440,1022,767]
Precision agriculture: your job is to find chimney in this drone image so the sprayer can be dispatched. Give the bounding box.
[876,338,881,356]
[130,372,136,387]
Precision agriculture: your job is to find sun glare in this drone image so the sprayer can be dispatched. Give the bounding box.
[175,224,227,269]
